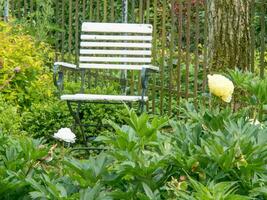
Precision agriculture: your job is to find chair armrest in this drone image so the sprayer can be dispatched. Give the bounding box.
[54,62,77,69]
[143,65,159,72]
[53,62,77,93]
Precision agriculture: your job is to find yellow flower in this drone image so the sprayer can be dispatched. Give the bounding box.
[207,74,234,103]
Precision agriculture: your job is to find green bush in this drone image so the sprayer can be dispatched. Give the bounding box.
[0,133,53,199]
[21,99,73,139]
[0,21,68,139]
[0,21,54,108]
[0,106,266,199]
[0,95,21,135]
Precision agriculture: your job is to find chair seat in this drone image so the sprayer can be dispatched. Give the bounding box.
[60,94,148,102]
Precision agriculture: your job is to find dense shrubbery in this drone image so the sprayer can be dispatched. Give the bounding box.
[0,21,72,137]
[229,70,267,121]
[0,107,266,199]
[0,21,53,106]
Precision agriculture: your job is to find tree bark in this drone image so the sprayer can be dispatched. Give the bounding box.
[207,0,251,71]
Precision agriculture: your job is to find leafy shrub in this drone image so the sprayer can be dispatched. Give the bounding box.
[0,21,54,108]
[0,133,52,199]
[0,22,76,141]
[229,69,267,121]
[21,99,73,139]
[60,108,266,199]
[0,95,21,135]
[0,107,266,199]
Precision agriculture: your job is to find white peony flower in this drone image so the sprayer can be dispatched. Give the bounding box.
[246,117,264,129]
[248,118,261,126]
[53,128,76,143]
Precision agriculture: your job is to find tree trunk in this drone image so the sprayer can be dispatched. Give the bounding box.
[207,0,251,71]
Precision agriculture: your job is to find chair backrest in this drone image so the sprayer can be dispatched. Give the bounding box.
[79,22,153,70]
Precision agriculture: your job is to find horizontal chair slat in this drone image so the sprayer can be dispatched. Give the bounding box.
[79,49,151,56]
[79,57,151,63]
[82,22,152,33]
[61,94,148,102]
[79,64,159,71]
[80,42,152,48]
[81,35,152,41]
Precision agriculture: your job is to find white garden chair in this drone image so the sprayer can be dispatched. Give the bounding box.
[53,22,159,142]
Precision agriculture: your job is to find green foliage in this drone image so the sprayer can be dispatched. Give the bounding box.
[63,154,112,188]
[174,178,249,200]
[21,100,72,138]
[0,95,21,134]
[0,21,54,107]
[13,0,56,43]
[0,106,266,199]
[0,22,72,140]
[0,133,51,199]
[168,104,267,199]
[229,69,267,121]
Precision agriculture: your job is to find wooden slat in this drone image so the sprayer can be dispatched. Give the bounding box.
[95,1,100,86]
[80,49,151,55]
[61,94,148,102]
[82,0,86,20]
[250,0,255,73]
[18,0,21,18]
[55,0,59,60]
[177,1,183,106]
[81,35,152,41]
[80,42,152,48]
[260,0,265,79]
[104,0,107,22]
[168,0,175,115]
[82,22,152,33]
[131,0,135,22]
[87,0,92,93]
[152,0,157,113]
[130,0,136,96]
[202,0,208,105]
[11,0,15,17]
[79,64,159,71]
[89,0,93,20]
[194,0,200,106]
[68,0,73,56]
[111,0,115,21]
[145,0,150,111]
[75,0,79,64]
[24,0,27,16]
[185,1,191,100]
[137,0,144,95]
[61,0,66,60]
[30,0,33,13]
[79,57,151,63]
[160,0,166,115]
[146,0,150,23]
[96,0,100,21]
[139,0,143,23]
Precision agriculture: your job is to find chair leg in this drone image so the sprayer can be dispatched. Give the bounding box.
[140,100,146,114]
[67,101,86,143]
